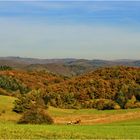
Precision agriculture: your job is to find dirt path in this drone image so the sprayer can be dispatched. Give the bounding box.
[53,111,140,125]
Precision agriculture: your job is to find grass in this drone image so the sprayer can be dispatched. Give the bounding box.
[48,106,140,117]
[0,95,21,121]
[0,120,140,139]
[0,95,140,139]
[48,106,140,125]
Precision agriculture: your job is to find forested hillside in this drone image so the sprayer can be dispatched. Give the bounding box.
[0,68,66,96]
[0,65,140,110]
[46,66,140,109]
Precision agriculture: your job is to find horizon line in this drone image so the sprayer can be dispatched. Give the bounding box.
[0,56,139,61]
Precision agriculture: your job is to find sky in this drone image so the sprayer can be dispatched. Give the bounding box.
[0,1,140,60]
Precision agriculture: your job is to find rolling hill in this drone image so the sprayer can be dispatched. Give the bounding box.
[46,66,140,109]
[0,57,140,77]
[0,69,66,96]
[0,63,140,110]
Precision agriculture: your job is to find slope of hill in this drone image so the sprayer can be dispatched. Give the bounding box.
[0,65,140,110]
[0,69,65,96]
[0,57,76,65]
[0,60,27,69]
[46,66,140,109]
[26,63,75,77]
[0,95,21,121]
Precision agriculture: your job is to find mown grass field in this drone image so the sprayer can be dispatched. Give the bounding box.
[0,95,140,139]
[0,120,140,139]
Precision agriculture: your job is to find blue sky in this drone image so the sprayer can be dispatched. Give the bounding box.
[0,1,140,59]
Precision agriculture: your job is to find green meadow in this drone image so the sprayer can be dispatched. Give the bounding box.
[0,120,140,139]
[0,95,140,139]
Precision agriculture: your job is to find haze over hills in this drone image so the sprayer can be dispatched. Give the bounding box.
[0,57,77,65]
[0,56,140,77]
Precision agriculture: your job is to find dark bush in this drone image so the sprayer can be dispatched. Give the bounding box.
[13,96,30,113]
[134,88,140,101]
[116,91,127,108]
[93,99,120,110]
[1,110,6,114]
[13,90,47,113]
[0,65,12,71]
[18,108,54,124]
[124,95,140,109]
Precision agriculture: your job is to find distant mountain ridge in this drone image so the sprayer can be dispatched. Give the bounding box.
[0,56,139,76]
[0,56,77,64]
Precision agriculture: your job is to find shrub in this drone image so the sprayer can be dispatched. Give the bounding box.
[116,91,127,108]
[135,102,140,108]
[44,92,63,108]
[82,101,93,108]
[134,88,140,101]
[18,108,54,124]
[125,101,140,109]
[125,95,140,109]
[125,102,136,109]
[0,65,12,71]
[114,104,121,110]
[13,96,30,113]
[62,93,76,107]
[93,99,120,110]
[13,90,47,113]
[124,95,137,109]
[1,110,6,114]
